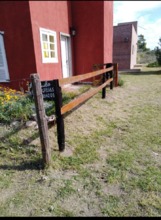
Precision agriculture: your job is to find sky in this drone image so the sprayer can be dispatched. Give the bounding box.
[113,1,161,50]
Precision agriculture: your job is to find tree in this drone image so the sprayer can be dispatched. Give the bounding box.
[154,38,161,65]
[137,34,148,51]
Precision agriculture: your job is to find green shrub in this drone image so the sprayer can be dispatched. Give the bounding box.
[118,78,124,87]
[146,62,160,67]
[0,96,33,123]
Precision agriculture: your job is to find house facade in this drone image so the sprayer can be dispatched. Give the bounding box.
[113,21,138,70]
[0,1,113,91]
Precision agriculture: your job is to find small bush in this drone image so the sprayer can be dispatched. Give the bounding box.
[0,85,83,124]
[118,78,124,87]
[146,62,160,67]
[0,86,33,124]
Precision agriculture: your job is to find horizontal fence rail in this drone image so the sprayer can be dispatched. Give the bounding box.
[30,62,118,165]
[61,77,113,115]
[59,67,113,86]
[53,63,118,152]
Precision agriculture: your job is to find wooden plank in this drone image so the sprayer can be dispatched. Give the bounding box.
[110,71,114,90]
[30,73,51,166]
[106,63,113,90]
[61,78,113,115]
[102,73,106,99]
[59,67,113,86]
[113,63,118,87]
[53,80,65,152]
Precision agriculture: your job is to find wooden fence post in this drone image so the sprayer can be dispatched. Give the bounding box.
[53,79,65,152]
[113,63,118,87]
[102,72,106,99]
[106,63,113,90]
[30,73,51,166]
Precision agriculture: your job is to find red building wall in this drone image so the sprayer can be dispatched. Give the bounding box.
[29,1,72,81]
[0,1,36,90]
[71,1,104,75]
[0,1,113,90]
[71,1,113,76]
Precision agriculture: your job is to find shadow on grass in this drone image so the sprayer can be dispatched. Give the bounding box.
[0,158,44,171]
[0,123,25,142]
[120,69,161,76]
[0,123,56,171]
[0,122,41,144]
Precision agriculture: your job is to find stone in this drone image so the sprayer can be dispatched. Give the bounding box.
[26,120,37,127]
[11,121,21,127]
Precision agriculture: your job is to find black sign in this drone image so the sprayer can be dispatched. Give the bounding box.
[29,80,55,100]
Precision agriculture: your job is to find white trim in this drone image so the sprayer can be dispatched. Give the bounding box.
[0,34,10,82]
[39,27,58,63]
[60,32,70,37]
[60,33,73,78]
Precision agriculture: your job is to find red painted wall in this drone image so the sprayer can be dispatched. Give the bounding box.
[29,1,72,81]
[71,1,113,76]
[0,1,113,90]
[71,1,104,75]
[0,1,36,90]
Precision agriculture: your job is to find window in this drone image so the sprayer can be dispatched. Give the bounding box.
[0,32,10,82]
[40,28,58,63]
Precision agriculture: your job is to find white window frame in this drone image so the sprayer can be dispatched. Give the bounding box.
[0,32,10,82]
[39,28,58,63]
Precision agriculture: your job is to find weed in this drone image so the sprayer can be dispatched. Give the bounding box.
[118,78,124,87]
[56,179,76,199]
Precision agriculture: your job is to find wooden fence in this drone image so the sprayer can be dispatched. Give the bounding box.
[30,63,118,166]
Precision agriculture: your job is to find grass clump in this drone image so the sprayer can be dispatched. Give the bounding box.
[118,78,124,87]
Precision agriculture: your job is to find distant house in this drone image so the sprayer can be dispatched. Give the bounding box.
[113,21,138,70]
[0,1,113,91]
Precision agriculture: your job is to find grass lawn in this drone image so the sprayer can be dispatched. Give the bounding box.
[0,67,161,216]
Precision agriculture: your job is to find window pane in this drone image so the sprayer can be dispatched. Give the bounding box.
[50,51,55,58]
[49,35,54,43]
[50,43,54,50]
[43,42,48,49]
[44,51,49,58]
[42,34,48,41]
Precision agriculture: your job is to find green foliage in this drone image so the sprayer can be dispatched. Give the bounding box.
[146,62,159,67]
[137,34,149,52]
[44,90,83,116]
[137,50,156,64]
[154,38,161,66]
[118,78,124,87]
[62,91,78,105]
[0,85,86,123]
[0,95,33,123]
[44,101,55,116]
